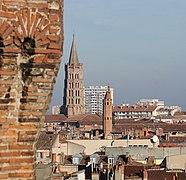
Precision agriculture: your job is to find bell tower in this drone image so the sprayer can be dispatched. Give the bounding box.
[61,35,85,117]
[103,86,113,139]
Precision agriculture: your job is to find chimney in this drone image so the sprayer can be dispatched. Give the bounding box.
[121,162,125,180]
[127,155,132,164]
[143,169,148,180]
[52,153,57,163]
[115,164,119,171]
[166,133,170,141]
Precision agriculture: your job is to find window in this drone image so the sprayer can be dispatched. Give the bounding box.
[108,158,114,164]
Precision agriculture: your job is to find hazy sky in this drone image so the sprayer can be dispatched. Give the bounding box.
[50,0,186,112]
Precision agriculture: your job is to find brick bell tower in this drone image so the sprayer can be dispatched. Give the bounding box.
[61,34,85,117]
[103,86,113,139]
[0,0,63,179]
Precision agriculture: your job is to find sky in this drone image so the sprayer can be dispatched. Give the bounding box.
[49,0,186,112]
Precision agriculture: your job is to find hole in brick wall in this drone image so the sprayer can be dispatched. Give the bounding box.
[0,37,4,48]
[22,37,35,56]
[0,37,4,55]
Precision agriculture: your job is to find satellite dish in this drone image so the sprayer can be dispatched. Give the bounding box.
[151,135,159,143]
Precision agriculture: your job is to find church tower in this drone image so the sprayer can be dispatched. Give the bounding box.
[61,35,85,117]
[103,86,113,139]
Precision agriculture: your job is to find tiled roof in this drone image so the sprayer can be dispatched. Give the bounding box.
[45,114,67,122]
[124,165,144,178]
[147,170,186,180]
[45,114,102,126]
[113,121,186,133]
[67,114,102,125]
[36,131,57,150]
[113,105,157,112]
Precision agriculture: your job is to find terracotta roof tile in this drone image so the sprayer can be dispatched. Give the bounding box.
[45,114,67,122]
[147,170,186,180]
[36,131,57,150]
[113,105,157,112]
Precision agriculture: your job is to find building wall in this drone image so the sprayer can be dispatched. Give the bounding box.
[59,142,85,155]
[59,165,78,175]
[166,154,186,170]
[106,147,186,164]
[84,86,113,114]
[0,1,63,179]
[67,139,154,155]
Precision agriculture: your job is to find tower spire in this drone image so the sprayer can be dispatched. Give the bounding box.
[68,34,79,65]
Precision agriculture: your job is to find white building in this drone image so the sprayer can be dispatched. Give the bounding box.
[52,105,60,115]
[84,86,113,115]
[136,99,164,107]
[113,105,158,119]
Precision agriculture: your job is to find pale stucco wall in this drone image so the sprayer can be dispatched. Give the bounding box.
[67,139,154,155]
[166,154,186,170]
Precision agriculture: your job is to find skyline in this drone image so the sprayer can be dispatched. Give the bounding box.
[50,0,186,112]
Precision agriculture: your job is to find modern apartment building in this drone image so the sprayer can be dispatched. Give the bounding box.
[84,86,113,115]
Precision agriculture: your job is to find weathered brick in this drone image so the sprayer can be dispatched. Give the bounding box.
[17,12,26,37]
[27,9,31,36]
[0,130,16,136]
[9,144,33,150]
[0,173,8,179]
[0,152,21,157]
[49,27,59,34]
[21,152,34,156]
[0,0,63,178]
[3,48,22,53]
[0,165,33,171]
[35,48,61,54]
[0,118,16,123]
[9,173,33,178]
[8,124,37,129]
[3,38,13,46]
[19,111,43,116]
[0,145,7,150]
[37,16,46,30]
[14,37,22,47]
[0,21,9,34]
[47,71,56,76]
[9,158,34,164]
[49,14,58,21]
[0,80,14,85]
[18,136,36,142]
[14,28,24,42]
[2,5,7,11]
[0,70,16,75]
[47,35,59,41]
[20,105,47,110]
[35,39,50,47]
[35,24,50,40]
[0,11,16,19]
[19,118,40,123]
[30,12,40,38]
[2,26,13,39]
[20,98,37,103]
[32,77,53,83]
[48,43,61,49]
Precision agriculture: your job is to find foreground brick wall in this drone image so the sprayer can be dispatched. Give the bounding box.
[0,0,63,179]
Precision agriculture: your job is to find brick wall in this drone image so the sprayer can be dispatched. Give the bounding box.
[0,0,63,179]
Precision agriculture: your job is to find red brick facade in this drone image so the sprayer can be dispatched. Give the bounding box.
[0,0,63,179]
